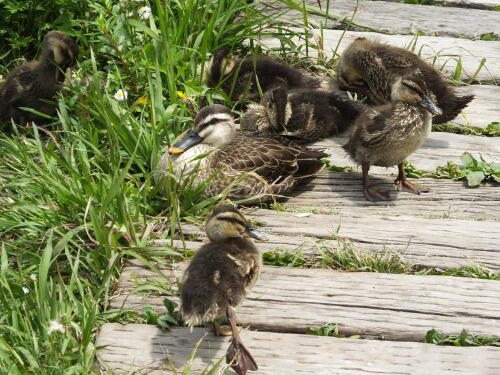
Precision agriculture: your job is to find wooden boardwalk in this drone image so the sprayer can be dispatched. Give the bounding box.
[97,1,500,374]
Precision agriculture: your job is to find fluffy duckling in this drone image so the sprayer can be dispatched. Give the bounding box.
[206,48,320,103]
[156,104,326,204]
[0,31,78,129]
[335,37,473,124]
[180,204,265,375]
[240,86,366,142]
[343,75,441,201]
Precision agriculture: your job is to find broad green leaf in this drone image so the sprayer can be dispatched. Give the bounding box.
[460,152,476,169]
[466,171,485,186]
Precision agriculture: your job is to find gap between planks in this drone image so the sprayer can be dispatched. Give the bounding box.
[110,262,500,342]
[96,323,500,375]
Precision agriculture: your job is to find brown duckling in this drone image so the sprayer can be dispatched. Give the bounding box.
[180,204,265,375]
[156,104,326,204]
[335,37,473,124]
[0,31,78,129]
[343,75,441,202]
[240,86,366,142]
[206,48,321,103]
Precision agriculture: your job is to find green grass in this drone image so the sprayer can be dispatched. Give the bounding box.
[262,240,499,280]
[432,122,500,136]
[0,0,302,372]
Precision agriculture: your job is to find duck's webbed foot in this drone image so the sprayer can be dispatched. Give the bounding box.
[394,179,430,194]
[212,321,232,337]
[363,187,391,202]
[362,162,391,202]
[395,163,430,195]
[225,307,258,375]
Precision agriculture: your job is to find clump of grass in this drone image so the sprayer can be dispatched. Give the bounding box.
[316,239,414,273]
[425,329,500,347]
[263,248,309,268]
[432,122,500,136]
[261,239,499,280]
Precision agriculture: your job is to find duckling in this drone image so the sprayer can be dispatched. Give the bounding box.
[206,48,321,103]
[156,104,326,204]
[180,204,265,375]
[343,75,441,202]
[335,37,473,125]
[0,31,78,129]
[240,86,366,142]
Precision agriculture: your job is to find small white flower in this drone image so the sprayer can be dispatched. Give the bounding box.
[22,287,30,294]
[48,320,65,334]
[114,89,128,101]
[29,274,37,280]
[138,6,151,19]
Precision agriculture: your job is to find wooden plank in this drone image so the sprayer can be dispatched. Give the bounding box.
[175,208,500,269]
[96,323,500,375]
[262,29,500,82]
[311,132,500,173]
[266,0,500,39]
[284,171,500,220]
[110,263,500,341]
[452,85,500,128]
[374,0,500,11]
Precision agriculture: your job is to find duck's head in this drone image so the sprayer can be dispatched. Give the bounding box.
[42,31,79,70]
[205,204,267,242]
[169,104,235,155]
[390,76,442,115]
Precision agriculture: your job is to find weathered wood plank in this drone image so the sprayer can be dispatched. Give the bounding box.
[312,132,500,173]
[96,323,500,375]
[161,208,500,270]
[266,0,500,39]
[452,85,500,128]
[285,171,500,220]
[262,29,500,82]
[110,263,500,341]
[375,0,500,11]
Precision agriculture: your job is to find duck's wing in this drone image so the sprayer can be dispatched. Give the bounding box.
[211,136,301,180]
[3,65,37,105]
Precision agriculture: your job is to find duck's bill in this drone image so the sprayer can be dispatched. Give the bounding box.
[420,96,442,115]
[244,226,268,241]
[168,131,203,155]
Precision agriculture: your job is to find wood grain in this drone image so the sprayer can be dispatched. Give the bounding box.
[110,263,500,341]
[376,0,500,11]
[264,0,500,39]
[96,323,500,375]
[261,29,500,82]
[285,171,500,220]
[453,85,500,128]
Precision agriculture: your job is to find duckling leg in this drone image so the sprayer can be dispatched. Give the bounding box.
[225,307,258,375]
[362,163,391,202]
[212,320,232,337]
[395,163,430,194]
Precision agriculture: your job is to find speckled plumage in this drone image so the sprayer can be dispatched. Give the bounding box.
[156,105,326,203]
[344,102,432,168]
[342,76,438,201]
[0,31,78,128]
[240,87,366,142]
[335,37,473,124]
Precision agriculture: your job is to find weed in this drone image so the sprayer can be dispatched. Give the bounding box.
[262,248,309,268]
[432,122,500,136]
[425,329,500,347]
[321,158,352,172]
